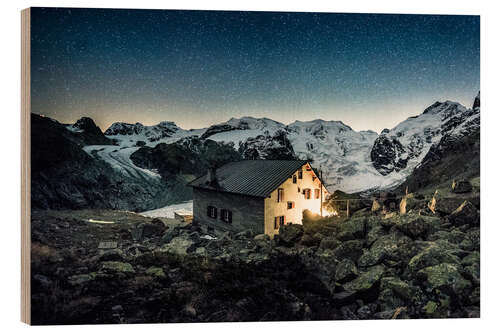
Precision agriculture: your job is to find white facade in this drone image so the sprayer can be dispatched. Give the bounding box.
[264,162,329,236]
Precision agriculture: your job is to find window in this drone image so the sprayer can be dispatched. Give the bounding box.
[220,209,232,223]
[274,216,285,230]
[287,201,295,209]
[298,170,303,179]
[312,176,317,182]
[315,189,320,199]
[277,188,284,202]
[297,187,301,193]
[304,189,311,200]
[207,206,217,219]
[292,175,297,184]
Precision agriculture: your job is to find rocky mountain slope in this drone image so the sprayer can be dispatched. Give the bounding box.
[32,114,190,211]
[30,185,480,323]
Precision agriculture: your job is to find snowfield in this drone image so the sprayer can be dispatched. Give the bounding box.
[82,145,161,182]
[139,200,193,218]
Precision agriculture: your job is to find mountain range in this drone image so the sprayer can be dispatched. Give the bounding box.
[31,92,480,211]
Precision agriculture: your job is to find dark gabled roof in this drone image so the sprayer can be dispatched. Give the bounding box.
[188,160,309,198]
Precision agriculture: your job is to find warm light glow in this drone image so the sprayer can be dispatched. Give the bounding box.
[329,210,339,217]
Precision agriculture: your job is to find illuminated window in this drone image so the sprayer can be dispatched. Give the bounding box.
[304,189,311,199]
[315,189,320,199]
[287,201,295,209]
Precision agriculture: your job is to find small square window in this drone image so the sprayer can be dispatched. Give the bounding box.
[220,209,232,223]
[274,216,285,229]
[287,201,294,209]
[207,206,217,218]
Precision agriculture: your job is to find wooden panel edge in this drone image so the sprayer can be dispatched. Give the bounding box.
[21,7,31,325]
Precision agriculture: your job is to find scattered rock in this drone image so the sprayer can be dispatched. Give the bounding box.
[145,266,166,279]
[161,237,194,256]
[428,193,465,215]
[337,217,366,241]
[395,214,440,239]
[448,201,480,227]
[408,242,461,273]
[417,263,471,295]
[452,179,472,193]
[68,273,96,286]
[333,240,364,262]
[343,265,385,294]
[100,261,135,274]
[276,224,304,246]
[335,259,358,283]
[98,249,125,262]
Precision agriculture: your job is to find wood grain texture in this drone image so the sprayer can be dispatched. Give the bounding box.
[21,7,31,325]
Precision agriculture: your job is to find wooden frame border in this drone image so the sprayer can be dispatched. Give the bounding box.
[21,7,31,325]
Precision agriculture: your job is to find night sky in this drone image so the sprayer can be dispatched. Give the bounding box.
[30,8,480,133]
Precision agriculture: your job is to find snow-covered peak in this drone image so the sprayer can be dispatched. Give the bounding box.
[371,98,476,177]
[422,100,467,120]
[224,116,285,130]
[103,120,200,146]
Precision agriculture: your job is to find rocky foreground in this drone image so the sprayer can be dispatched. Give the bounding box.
[31,185,479,324]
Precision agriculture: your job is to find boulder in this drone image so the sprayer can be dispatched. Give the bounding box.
[100,261,135,274]
[337,217,366,241]
[343,265,385,293]
[371,199,382,213]
[394,214,440,239]
[67,273,97,286]
[161,237,194,256]
[448,201,480,227]
[98,249,125,262]
[452,179,472,193]
[161,227,180,244]
[276,224,304,247]
[417,263,471,296]
[253,234,271,248]
[142,220,166,238]
[366,225,386,247]
[335,259,358,283]
[428,193,465,215]
[358,233,413,268]
[333,240,364,262]
[380,277,413,301]
[318,237,341,250]
[408,242,461,273]
[400,194,424,215]
[428,229,465,244]
[145,266,166,279]
[461,251,480,266]
[299,247,337,294]
[463,262,480,286]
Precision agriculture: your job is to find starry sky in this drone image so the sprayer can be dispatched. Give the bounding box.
[30,8,480,133]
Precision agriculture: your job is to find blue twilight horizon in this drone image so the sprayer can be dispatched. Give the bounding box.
[30,8,480,133]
